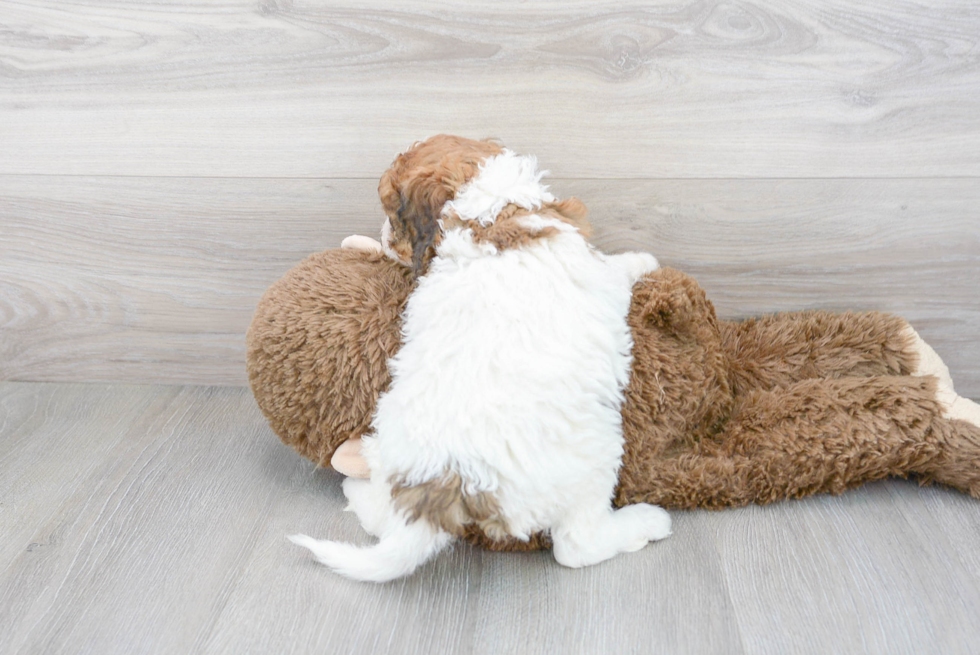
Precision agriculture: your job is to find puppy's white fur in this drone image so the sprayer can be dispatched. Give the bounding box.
[444,150,556,225]
[292,152,670,581]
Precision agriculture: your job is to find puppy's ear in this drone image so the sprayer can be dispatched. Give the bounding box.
[398,168,452,275]
[380,164,452,275]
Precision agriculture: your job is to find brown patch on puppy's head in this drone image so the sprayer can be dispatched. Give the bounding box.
[379,135,504,274]
[439,196,594,253]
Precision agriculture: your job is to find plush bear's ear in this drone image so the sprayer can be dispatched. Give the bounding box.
[634,268,718,335]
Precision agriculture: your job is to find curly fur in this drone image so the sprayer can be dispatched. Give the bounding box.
[248,253,980,552]
[247,137,980,558]
[279,137,671,580]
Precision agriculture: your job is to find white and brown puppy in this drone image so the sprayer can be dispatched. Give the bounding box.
[290,135,671,581]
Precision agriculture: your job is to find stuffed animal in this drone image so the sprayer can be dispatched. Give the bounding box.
[247,140,980,555]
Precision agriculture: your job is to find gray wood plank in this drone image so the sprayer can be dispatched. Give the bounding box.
[3,381,980,654]
[0,383,180,572]
[719,483,980,654]
[914,486,980,589]
[199,492,484,655]
[472,514,745,655]
[2,1,980,178]
[0,383,296,654]
[2,175,977,395]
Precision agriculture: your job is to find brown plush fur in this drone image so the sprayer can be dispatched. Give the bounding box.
[247,249,980,551]
[246,249,413,466]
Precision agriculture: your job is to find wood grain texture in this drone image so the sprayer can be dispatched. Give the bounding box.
[2,175,977,395]
[3,1,978,651]
[2,381,980,654]
[2,0,980,177]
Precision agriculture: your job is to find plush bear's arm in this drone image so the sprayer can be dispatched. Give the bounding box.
[331,438,371,478]
[341,235,383,253]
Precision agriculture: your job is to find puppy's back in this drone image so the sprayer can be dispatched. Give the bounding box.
[370,225,637,540]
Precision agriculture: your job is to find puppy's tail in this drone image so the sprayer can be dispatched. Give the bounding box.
[289,518,452,583]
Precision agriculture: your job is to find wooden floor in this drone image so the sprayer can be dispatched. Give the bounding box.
[2,380,980,654]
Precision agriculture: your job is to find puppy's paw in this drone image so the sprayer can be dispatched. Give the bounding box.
[342,477,391,537]
[610,252,660,283]
[341,235,383,253]
[617,503,672,552]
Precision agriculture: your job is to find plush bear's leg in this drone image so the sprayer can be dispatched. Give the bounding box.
[618,375,980,509]
[720,311,920,393]
[918,412,980,498]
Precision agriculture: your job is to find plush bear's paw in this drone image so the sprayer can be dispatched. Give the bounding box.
[331,438,371,478]
[904,325,955,391]
[946,396,980,429]
[341,235,383,253]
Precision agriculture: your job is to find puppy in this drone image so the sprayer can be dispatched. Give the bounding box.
[290,136,671,581]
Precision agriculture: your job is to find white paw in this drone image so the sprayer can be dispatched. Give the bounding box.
[341,235,383,253]
[904,325,955,391]
[610,252,660,283]
[618,503,672,552]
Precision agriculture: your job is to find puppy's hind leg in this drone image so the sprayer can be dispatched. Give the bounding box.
[552,502,671,569]
[342,477,392,537]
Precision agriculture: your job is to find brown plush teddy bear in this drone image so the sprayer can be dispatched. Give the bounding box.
[246,137,980,552]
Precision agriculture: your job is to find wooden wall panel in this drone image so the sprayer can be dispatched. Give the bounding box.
[1,1,979,178]
[2,175,977,395]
